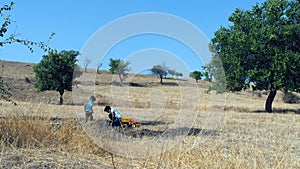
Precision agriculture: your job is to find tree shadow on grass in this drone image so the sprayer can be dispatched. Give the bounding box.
[224,105,300,115]
[252,108,300,114]
[139,120,167,126]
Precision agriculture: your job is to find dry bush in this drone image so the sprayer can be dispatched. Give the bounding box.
[0,115,105,155]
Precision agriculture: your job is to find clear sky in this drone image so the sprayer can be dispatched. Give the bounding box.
[0,0,266,77]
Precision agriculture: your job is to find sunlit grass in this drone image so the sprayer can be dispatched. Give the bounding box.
[0,64,299,168]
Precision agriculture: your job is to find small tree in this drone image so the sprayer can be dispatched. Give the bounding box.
[206,44,226,93]
[189,71,203,83]
[151,64,168,84]
[33,50,80,105]
[83,57,91,72]
[175,72,183,79]
[202,66,212,82]
[96,61,103,74]
[168,69,176,78]
[109,58,121,74]
[116,61,131,84]
[108,58,130,83]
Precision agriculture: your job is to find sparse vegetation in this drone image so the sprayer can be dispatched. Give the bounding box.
[283,91,300,104]
[0,1,54,104]
[0,61,299,168]
[109,58,131,84]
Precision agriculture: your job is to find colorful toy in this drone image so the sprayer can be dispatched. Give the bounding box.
[107,118,141,128]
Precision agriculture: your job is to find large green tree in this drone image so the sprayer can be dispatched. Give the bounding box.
[33,50,80,105]
[211,0,300,112]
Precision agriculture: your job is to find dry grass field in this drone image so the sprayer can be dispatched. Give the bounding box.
[0,60,299,168]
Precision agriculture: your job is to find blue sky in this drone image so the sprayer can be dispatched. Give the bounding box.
[0,0,266,76]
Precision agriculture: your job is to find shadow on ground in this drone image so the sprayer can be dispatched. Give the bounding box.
[225,106,300,115]
[252,108,300,114]
[123,127,217,138]
[139,120,167,126]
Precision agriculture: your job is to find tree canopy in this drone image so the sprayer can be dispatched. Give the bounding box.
[108,58,130,84]
[151,64,168,84]
[109,58,121,74]
[115,60,131,84]
[33,50,80,105]
[211,0,300,112]
[189,71,203,83]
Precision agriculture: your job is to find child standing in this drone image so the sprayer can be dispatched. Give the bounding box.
[84,96,96,122]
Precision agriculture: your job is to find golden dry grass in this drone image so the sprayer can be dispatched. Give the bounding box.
[0,61,299,168]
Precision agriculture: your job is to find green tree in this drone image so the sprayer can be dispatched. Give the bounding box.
[108,58,130,83]
[211,0,300,112]
[168,69,176,78]
[205,43,226,93]
[151,64,168,84]
[33,50,80,105]
[0,2,54,104]
[175,72,183,79]
[201,66,212,82]
[189,71,203,83]
[109,58,121,74]
[115,60,131,84]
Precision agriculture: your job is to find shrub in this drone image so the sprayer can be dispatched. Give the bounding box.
[283,92,299,104]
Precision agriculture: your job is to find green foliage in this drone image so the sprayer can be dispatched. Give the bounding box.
[33,50,80,104]
[201,66,211,82]
[211,0,300,112]
[205,43,226,93]
[189,71,202,83]
[109,58,121,74]
[175,72,183,78]
[115,60,131,83]
[151,64,168,84]
[167,69,183,78]
[108,58,130,83]
[168,69,176,78]
[168,69,183,79]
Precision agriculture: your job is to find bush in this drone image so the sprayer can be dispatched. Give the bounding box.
[283,92,300,104]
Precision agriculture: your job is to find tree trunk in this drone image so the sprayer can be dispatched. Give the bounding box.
[160,75,163,84]
[59,90,64,105]
[265,90,277,113]
[118,74,122,84]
